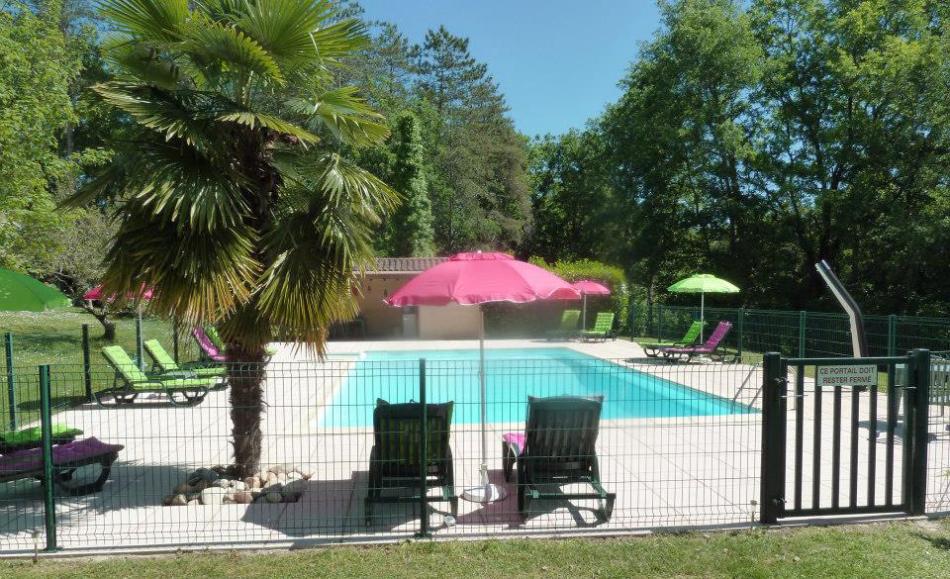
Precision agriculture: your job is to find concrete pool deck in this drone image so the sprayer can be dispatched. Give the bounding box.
[0,338,948,554]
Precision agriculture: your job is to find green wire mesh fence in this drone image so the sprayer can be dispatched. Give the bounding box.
[632,305,950,361]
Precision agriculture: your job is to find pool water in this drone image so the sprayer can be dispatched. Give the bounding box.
[320,348,751,427]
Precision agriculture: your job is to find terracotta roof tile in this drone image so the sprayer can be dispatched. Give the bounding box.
[369,257,447,273]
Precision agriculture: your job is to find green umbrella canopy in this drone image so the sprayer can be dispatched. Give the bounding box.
[0,269,71,312]
[668,274,740,294]
[667,274,739,342]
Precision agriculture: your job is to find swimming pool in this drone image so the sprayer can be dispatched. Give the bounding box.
[319,348,751,427]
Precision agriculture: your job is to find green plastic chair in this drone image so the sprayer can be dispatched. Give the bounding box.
[365,400,457,526]
[204,325,226,351]
[99,345,220,406]
[144,339,225,378]
[502,396,615,521]
[581,312,615,342]
[546,309,581,340]
[638,320,706,357]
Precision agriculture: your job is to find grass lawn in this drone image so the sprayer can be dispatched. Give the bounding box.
[0,309,186,426]
[2,520,950,578]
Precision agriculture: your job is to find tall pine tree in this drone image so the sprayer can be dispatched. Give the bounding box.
[388,112,435,256]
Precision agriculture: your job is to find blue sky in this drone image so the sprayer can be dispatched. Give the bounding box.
[358,0,661,137]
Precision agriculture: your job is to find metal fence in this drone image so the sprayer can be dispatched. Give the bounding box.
[0,354,768,553]
[634,305,950,360]
[0,347,948,555]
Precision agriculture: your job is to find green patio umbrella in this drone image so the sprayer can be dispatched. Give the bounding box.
[668,274,740,341]
[0,269,71,312]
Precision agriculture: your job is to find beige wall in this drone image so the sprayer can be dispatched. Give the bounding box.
[418,304,482,339]
[354,274,411,338]
[352,273,483,339]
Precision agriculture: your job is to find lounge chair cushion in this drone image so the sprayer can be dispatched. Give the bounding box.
[0,424,82,446]
[502,432,526,456]
[0,437,123,477]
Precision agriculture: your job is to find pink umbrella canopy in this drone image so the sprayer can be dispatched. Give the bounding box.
[83,284,154,302]
[572,279,611,296]
[385,252,580,307]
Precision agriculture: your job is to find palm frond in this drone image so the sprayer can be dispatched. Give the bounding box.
[99,0,188,43]
[104,39,184,90]
[216,112,319,144]
[101,206,260,326]
[182,16,285,86]
[93,82,231,149]
[308,18,370,61]
[288,87,389,147]
[232,0,335,64]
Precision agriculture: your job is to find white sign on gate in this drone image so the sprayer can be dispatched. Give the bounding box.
[815,364,879,388]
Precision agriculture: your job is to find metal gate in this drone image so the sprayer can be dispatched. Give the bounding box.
[760,350,931,523]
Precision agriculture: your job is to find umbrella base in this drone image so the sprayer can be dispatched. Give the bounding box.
[462,483,507,503]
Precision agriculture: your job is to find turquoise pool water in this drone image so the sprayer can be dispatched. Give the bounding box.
[320,348,751,427]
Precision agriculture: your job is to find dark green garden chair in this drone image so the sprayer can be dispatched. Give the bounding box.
[580,312,615,342]
[99,345,221,406]
[638,320,705,357]
[502,395,615,521]
[365,400,457,526]
[144,339,225,378]
[546,309,581,340]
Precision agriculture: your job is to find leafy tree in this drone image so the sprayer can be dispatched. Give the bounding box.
[387,112,435,256]
[0,0,77,270]
[524,130,619,263]
[69,0,397,476]
[748,0,950,311]
[601,0,764,303]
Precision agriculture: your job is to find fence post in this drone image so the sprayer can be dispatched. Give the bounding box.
[887,315,897,356]
[4,332,15,431]
[759,352,786,524]
[906,349,930,515]
[39,364,58,551]
[81,324,93,402]
[416,358,429,538]
[798,311,807,358]
[738,308,745,360]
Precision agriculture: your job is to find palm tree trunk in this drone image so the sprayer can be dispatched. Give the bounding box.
[228,344,267,478]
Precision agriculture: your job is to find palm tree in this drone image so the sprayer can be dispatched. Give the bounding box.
[65,0,398,477]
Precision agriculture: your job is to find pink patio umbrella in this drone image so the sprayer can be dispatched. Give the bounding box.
[82,284,155,302]
[572,280,611,331]
[386,252,581,503]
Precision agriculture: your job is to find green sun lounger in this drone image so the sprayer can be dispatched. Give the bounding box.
[144,339,225,378]
[99,345,221,406]
[546,309,581,340]
[502,395,615,521]
[365,399,458,526]
[580,312,615,342]
[638,320,705,357]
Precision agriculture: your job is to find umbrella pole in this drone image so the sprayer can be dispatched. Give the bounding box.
[582,294,587,331]
[480,307,487,479]
[462,306,507,503]
[700,292,705,342]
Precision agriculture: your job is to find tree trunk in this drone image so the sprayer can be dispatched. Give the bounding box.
[102,320,116,341]
[228,344,267,478]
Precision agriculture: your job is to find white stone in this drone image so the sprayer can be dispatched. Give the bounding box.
[200,487,228,506]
